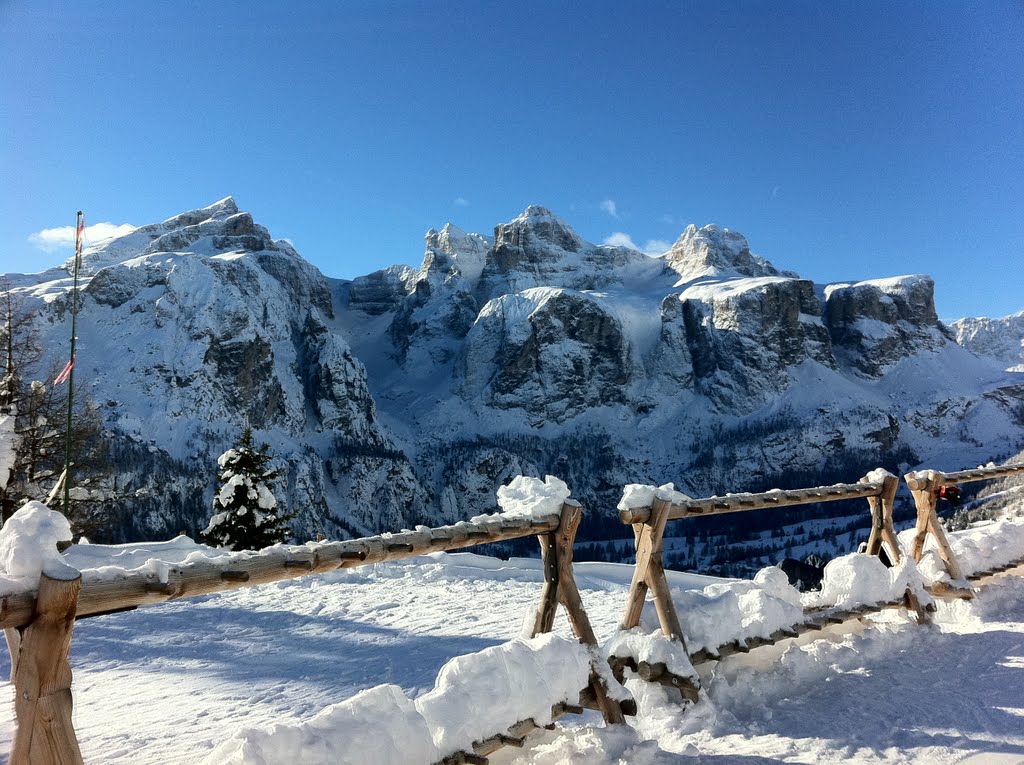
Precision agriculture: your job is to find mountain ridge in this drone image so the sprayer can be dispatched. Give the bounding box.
[5,199,1023,545]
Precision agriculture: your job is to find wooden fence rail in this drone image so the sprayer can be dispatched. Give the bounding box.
[0,514,561,632]
[618,480,886,525]
[613,461,1024,701]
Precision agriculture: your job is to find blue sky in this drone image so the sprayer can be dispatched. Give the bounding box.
[1,1,1021,320]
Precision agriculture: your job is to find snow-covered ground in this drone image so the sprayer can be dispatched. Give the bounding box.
[2,533,1024,763]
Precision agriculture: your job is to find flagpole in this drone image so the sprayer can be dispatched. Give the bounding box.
[62,211,83,515]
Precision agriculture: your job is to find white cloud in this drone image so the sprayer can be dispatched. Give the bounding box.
[603,232,672,256]
[28,222,136,253]
[603,232,637,249]
[600,199,619,218]
[453,197,470,207]
[641,239,672,255]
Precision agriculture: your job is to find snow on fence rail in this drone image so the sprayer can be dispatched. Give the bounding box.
[616,478,887,524]
[608,461,1024,704]
[0,512,562,631]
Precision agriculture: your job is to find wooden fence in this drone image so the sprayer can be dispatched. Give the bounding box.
[905,463,1024,592]
[611,463,1024,701]
[614,471,917,701]
[2,461,1023,764]
[0,502,629,765]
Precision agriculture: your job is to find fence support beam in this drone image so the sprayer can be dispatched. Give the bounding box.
[530,501,628,724]
[7,571,84,765]
[617,497,698,701]
[905,471,968,594]
[621,497,687,646]
[863,473,901,563]
[861,472,930,622]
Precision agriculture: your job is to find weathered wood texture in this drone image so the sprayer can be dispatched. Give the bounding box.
[8,572,84,765]
[530,502,627,725]
[618,481,884,525]
[684,597,920,669]
[905,463,1024,586]
[863,473,901,563]
[620,498,686,646]
[614,471,931,701]
[905,463,1024,491]
[860,474,930,622]
[620,472,892,638]
[617,496,699,702]
[437,701,584,764]
[904,471,966,584]
[0,513,561,631]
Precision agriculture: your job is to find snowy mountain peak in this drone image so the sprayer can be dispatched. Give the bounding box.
[140,208,272,259]
[952,309,1024,372]
[422,224,490,285]
[160,196,240,228]
[665,224,785,281]
[65,197,282,277]
[10,197,431,539]
[493,205,584,253]
[139,197,293,261]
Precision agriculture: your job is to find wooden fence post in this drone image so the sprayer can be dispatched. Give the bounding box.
[7,571,84,765]
[529,500,628,724]
[616,497,698,701]
[904,471,968,594]
[861,472,930,622]
[620,498,687,647]
[863,473,901,563]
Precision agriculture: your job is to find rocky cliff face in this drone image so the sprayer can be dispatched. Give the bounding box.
[9,201,1023,542]
[673,277,835,409]
[462,288,632,424]
[665,224,791,281]
[824,276,952,377]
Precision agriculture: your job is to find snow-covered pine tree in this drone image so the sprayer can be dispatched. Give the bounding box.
[203,427,291,550]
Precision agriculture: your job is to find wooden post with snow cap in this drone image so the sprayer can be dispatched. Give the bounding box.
[904,469,968,595]
[7,571,84,765]
[862,471,901,564]
[861,471,930,622]
[617,493,699,702]
[620,496,687,647]
[529,500,628,724]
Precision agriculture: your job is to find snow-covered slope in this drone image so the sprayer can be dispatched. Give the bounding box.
[6,200,1024,542]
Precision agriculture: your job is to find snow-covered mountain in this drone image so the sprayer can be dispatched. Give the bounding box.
[8,198,428,540]
[341,205,1024,524]
[6,200,1024,542]
[951,311,1024,372]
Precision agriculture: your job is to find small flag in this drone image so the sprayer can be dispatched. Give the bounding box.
[75,212,85,256]
[54,355,75,386]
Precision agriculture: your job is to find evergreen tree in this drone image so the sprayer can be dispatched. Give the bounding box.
[203,427,291,550]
